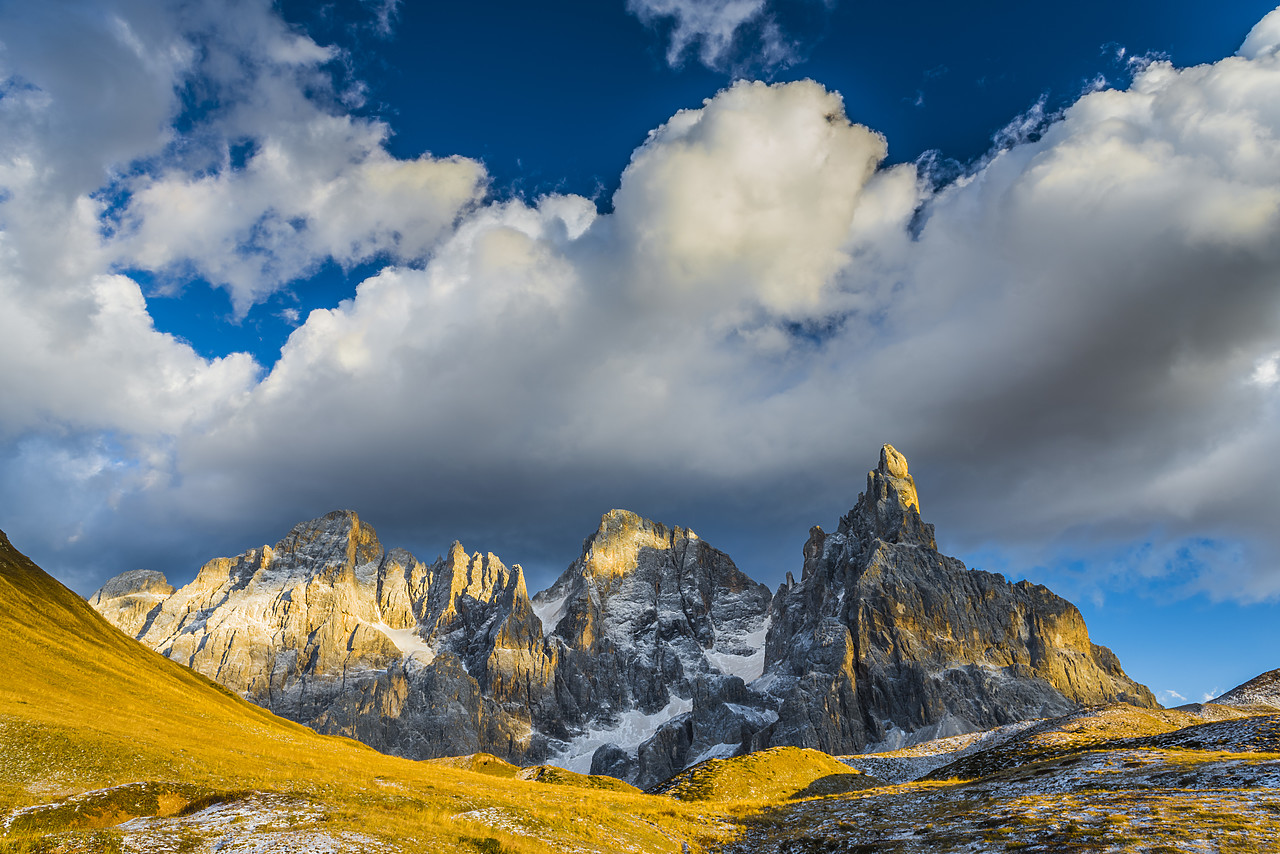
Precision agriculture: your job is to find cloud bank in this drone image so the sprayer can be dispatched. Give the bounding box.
[1,2,1279,604]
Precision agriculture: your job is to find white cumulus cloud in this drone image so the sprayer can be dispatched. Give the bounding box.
[122,114,485,313]
[612,79,912,320]
[1239,7,1280,59]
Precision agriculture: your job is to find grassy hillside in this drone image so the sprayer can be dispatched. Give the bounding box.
[650,747,879,803]
[426,754,640,792]
[0,529,724,853]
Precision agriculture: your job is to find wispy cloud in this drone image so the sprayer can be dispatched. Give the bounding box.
[625,0,830,73]
[361,0,401,38]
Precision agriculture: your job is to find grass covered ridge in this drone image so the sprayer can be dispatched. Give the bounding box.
[650,746,879,803]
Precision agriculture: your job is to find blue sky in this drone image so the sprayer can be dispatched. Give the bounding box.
[1,0,1279,706]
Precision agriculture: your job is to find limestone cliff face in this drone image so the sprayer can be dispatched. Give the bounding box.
[531,510,773,783]
[92,511,557,763]
[756,445,1157,754]
[90,508,774,784]
[86,569,174,639]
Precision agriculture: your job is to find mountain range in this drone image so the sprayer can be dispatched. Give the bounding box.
[89,444,1154,788]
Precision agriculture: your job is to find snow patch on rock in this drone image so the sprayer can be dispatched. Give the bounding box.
[368,621,435,663]
[549,695,694,774]
[706,617,770,681]
[688,742,740,766]
[530,589,570,637]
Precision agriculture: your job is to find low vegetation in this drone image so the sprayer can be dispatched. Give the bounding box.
[650,747,880,803]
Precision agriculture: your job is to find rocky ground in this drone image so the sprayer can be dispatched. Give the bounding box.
[717,706,1280,853]
[7,704,1280,852]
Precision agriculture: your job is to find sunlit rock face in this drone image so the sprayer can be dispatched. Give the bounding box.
[86,569,175,639]
[532,509,774,785]
[87,508,772,779]
[90,511,558,763]
[755,444,1158,754]
[89,446,1156,788]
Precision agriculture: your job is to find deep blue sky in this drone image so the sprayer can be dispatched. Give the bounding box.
[156,0,1280,367]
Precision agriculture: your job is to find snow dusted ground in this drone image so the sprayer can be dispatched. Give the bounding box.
[1139,712,1280,753]
[117,793,395,854]
[725,779,1280,853]
[4,788,402,854]
[1212,668,1280,710]
[724,711,1280,853]
[838,720,1040,784]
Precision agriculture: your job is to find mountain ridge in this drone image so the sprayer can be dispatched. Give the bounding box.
[89,444,1156,787]
[1212,668,1280,710]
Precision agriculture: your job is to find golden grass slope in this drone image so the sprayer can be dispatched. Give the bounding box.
[649,747,879,803]
[426,754,640,792]
[0,529,726,853]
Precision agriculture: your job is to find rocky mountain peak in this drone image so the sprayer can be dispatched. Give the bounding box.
[761,443,1155,756]
[85,464,1157,789]
[878,443,911,480]
[89,569,174,601]
[426,543,533,645]
[275,509,383,572]
[843,443,936,549]
[89,511,558,766]
[527,509,773,783]
[578,509,698,580]
[439,541,519,605]
[87,569,176,639]
[1212,668,1280,710]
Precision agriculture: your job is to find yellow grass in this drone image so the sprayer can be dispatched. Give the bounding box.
[653,746,877,805]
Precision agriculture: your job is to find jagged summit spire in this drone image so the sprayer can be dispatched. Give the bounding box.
[875,443,920,513]
[575,509,698,581]
[878,443,909,479]
[846,443,935,548]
